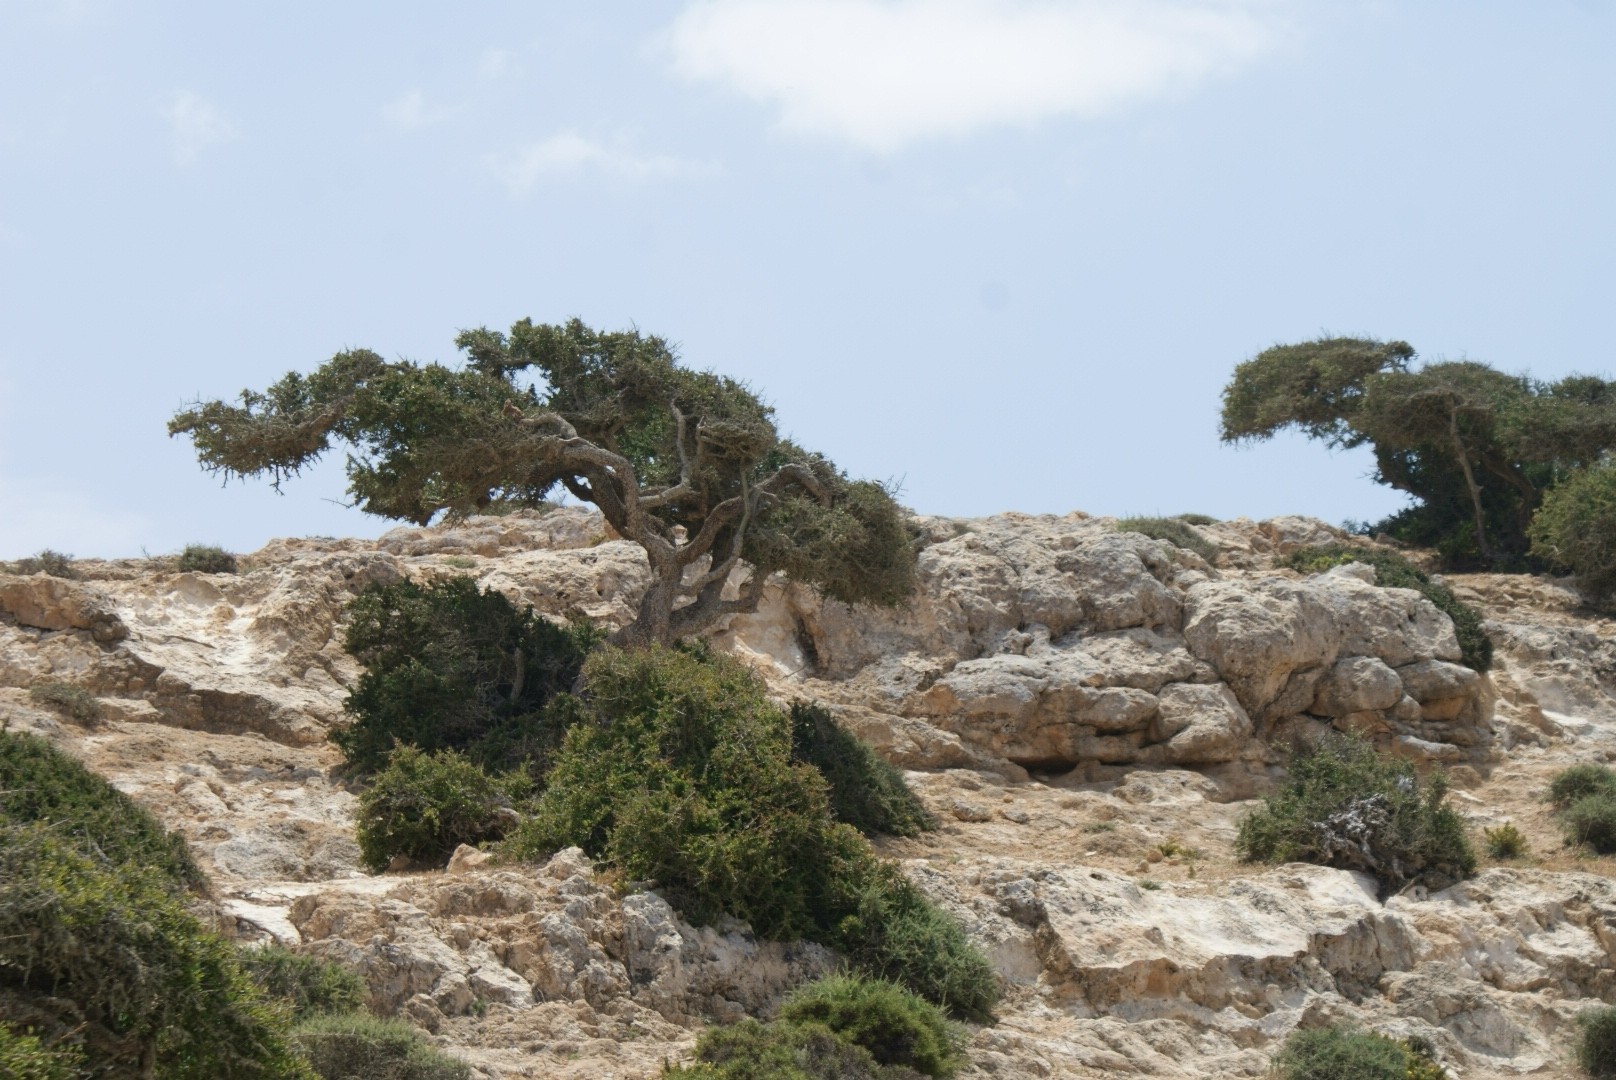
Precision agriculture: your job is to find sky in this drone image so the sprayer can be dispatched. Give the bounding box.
[1,1,1613,558]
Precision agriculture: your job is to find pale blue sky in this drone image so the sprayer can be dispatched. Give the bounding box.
[2,1,1612,557]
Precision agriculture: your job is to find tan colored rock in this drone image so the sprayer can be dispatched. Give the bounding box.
[0,573,128,642]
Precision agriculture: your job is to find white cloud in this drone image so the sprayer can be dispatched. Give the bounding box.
[491,132,712,192]
[163,91,237,165]
[382,89,458,130]
[666,0,1288,152]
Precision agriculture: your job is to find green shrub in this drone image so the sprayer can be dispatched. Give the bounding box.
[1273,1024,1447,1080]
[1530,462,1616,602]
[1236,734,1476,897]
[780,975,960,1077]
[0,730,204,892]
[240,944,367,1019]
[1177,513,1219,526]
[0,822,311,1079]
[790,702,935,838]
[177,543,239,574]
[0,1025,82,1080]
[1281,545,1493,672]
[355,746,528,873]
[1114,516,1220,563]
[1560,793,1616,855]
[1576,1005,1616,1078]
[335,576,598,775]
[1483,822,1528,859]
[7,550,74,577]
[500,647,997,1019]
[1548,764,1616,809]
[666,1019,887,1080]
[26,681,102,725]
[291,1012,470,1080]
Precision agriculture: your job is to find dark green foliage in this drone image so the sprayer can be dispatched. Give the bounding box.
[26,681,102,724]
[1530,461,1616,601]
[1114,516,1220,563]
[1221,336,1616,568]
[1576,1006,1616,1078]
[240,944,367,1019]
[500,648,997,1018]
[1482,822,1528,860]
[0,730,204,892]
[1272,1024,1446,1080]
[0,1025,82,1080]
[780,976,960,1077]
[665,1019,916,1080]
[7,550,75,577]
[1560,795,1616,855]
[335,576,596,775]
[1281,545,1492,672]
[170,318,919,646]
[1236,735,1476,897]
[1176,513,1219,526]
[1548,764,1616,808]
[355,746,528,872]
[290,1012,471,1080]
[177,543,239,574]
[0,822,311,1080]
[790,702,935,838]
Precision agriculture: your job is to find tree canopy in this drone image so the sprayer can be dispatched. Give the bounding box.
[170,319,918,644]
[1220,336,1616,566]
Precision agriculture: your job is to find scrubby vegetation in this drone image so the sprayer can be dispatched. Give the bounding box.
[1272,1024,1447,1079]
[0,1025,83,1080]
[290,1013,470,1080]
[240,945,368,1020]
[1547,765,1616,856]
[5,549,74,577]
[355,746,528,872]
[1548,764,1616,808]
[1281,545,1493,672]
[500,646,996,1019]
[335,576,598,775]
[1114,515,1220,563]
[1483,822,1528,860]
[177,543,239,573]
[663,974,960,1080]
[1529,461,1616,603]
[1576,1006,1616,1078]
[1236,735,1475,897]
[26,681,102,724]
[790,702,935,838]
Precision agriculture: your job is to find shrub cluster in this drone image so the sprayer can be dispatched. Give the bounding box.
[1114,516,1220,564]
[290,1013,470,1080]
[26,681,102,725]
[0,1025,82,1080]
[355,746,528,872]
[5,549,74,577]
[790,702,935,838]
[1482,822,1528,860]
[177,543,239,574]
[1577,1005,1616,1078]
[500,647,996,1019]
[1236,735,1476,897]
[1529,461,1616,603]
[1548,764,1616,856]
[1273,1024,1447,1079]
[664,975,961,1080]
[335,576,597,775]
[1281,545,1493,672]
[240,944,367,1020]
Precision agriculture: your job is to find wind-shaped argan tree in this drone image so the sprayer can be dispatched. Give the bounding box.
[170,319,917,645]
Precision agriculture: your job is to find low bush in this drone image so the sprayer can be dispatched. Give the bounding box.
[240,944,367,1019]
[177,543,239,574]
[335,576,597,775]
[1548,764,1616,809]
[1483,822,1528,859]
[26,681,102,725]
[500,647,997,1019]
[291,1012,470,1080]
[0,1025,82,1080]
[1236,734,1476,897]
[1273,1024,1447,1080]
[0,822,311,1079]
[1560,794,1616,856]
[7,550,74,578]
[1114,516,1220,563]
[355,746,528,872]
[1529,461,1616,603]
[1176,513,1219,526]
[1576,1005,1616,1078]
[1281,545,1492,672]
[0,730,204,892]
[790,702,934,838]
[663,1019,902,1080]
[780,975,960,1077]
